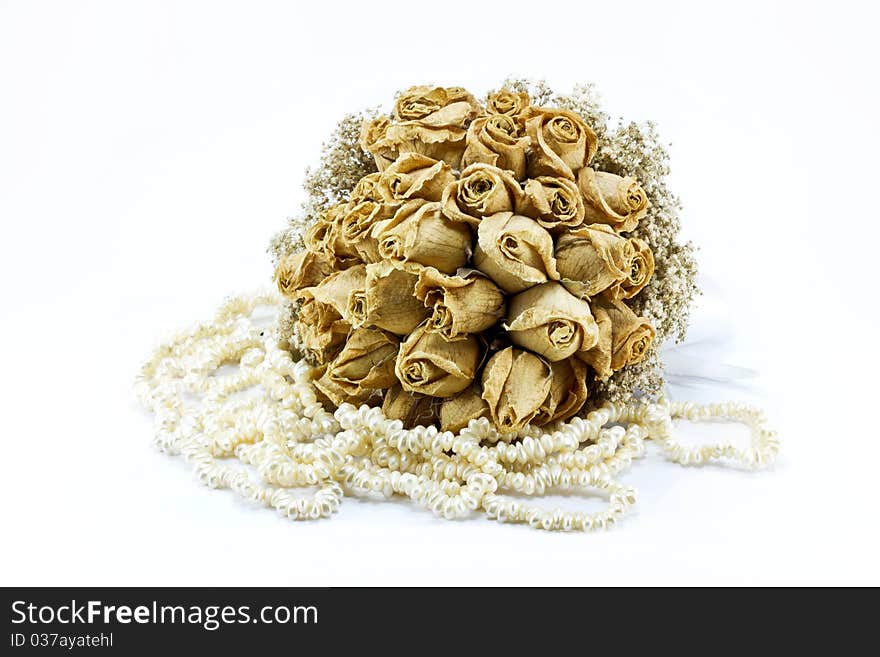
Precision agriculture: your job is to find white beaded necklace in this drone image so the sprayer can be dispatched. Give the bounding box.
[136,291,779,532]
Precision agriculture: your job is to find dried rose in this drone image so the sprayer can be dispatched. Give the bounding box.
[294,290,350,365]
[440,385,490,433]
[395,323,480,397]
[461,114,530,180]
[414,267,506,340]
[274,251,335,299]
[472,212,559,293]
[576,297,655,379]
[523,108,597,180]
[348,172,382,206]
[517,176,585,231]
[532,358,589,426]
[394,85,479,122]
[555,224,635,298]
[611,237,654,300]
[376,153,455,204]
[481,347,553,433]
[382,385,440,429]
[577,167,649,233]
[375,200,472,274]
[359,261,430,335]
[504,282,599,361]
[321,327,399,395]
[485,88,530,117]
[304,204,360,268]
[441,163,522,227]
[339,200,393,264]
[308,264,366,323]
[359,116,397,171]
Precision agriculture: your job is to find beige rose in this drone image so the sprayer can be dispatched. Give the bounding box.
[439,385,490,433]
[383,86,481,169]
[339,200,393,264]
[294,290,350,365]
[395,323,480,397]
[577,167,649,233]
[304,204,360,269]
[555,224,635,298]
[414,267,506,340]
[485,88,530,117]
[532,358,589,426]
[274,251,335,299]
[481,347,553,433]
[320,327,399,395]
[381,385,440,429]
[348,172,382,206]
[504,282,599,361]
[313,367,376,409]
[375,200,472,274]
[360,116,397,171]
[308,264,366,322]
[472,212,560,293]
[613,237,654,300]
[376,153,455,205]
[461,115,531,180]
[517,176,585,231]
[359,261,430,335]
[441,163,522,227]
[576,297,655,379]
[524,108,598,180]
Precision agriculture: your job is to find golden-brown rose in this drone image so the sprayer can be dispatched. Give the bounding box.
[485,88,530,117]
[612,237,654,300]
[375,200,472,274]
[359,116,397,171]
[376,153,455,205]
[360,261,430,335]
[321,327,399,395]
[461,115,530,180]
[481,347,553,433]
[304,204,360,269]
[524,108,597,180]
[532,358,589,426]
[348,172,382,206]
[395,323,480,397]
[439,385,490,433]
[441,163,522,227]
[504,282,599,361]
[274,251,335,298]
[472,212,560,293]
[294,290,351,365]
[577,167,649,233]
[517,176,585,231]
[555,224,635,298]
[307,264,366,322]
[382,385,440,429]
[394,85,479,122]
[414,267,506,340]
[340,200,393,264]
[576,297,655,378]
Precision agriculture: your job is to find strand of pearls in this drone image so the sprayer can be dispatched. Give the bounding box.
[136,291,779,532]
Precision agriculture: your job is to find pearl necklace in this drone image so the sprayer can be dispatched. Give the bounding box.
[136,291,780,532]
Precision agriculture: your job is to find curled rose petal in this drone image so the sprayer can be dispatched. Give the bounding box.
[440,385,490,433]
[294,290,351,365]
[308,264,366,323]
[555,224,635,298]
[576,297,655,378]
[359,116,398,171]
[472,212,559,293]
[532,358,589,426]
[441,163,522,227]
[517,176,585,231]
[524,108,597,180]
[414,267,506,340]
[376,153,455,204]
[274,251,335,298]
[613,237,655,300]
[577,167,649,233]
[461,115,530,180]
[375,200,472,274]
[362,261,431,335]
[348,172,382,207]
[395,323,480,397]
[504,282,599,361]
[340,200,393,264]
[481,347,553,434]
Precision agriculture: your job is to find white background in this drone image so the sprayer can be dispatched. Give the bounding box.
[1,0,878,586]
